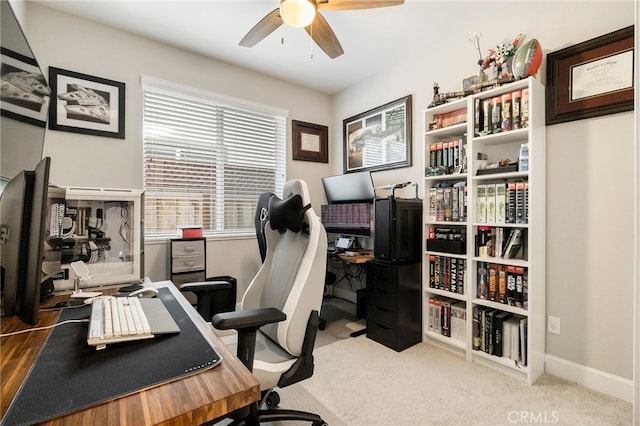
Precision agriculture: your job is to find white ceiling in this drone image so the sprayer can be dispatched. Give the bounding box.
[32,0,476,94]
[31,1,616,95]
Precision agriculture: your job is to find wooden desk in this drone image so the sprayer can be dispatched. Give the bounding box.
[0,281,260,425]
[337,250,374,264]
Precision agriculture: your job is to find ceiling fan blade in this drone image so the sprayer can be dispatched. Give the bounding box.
[239,8,283,47]
[305,12,344,59]
[316,0,404,11]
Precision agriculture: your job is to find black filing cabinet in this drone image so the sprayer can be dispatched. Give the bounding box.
[366,260,422,351]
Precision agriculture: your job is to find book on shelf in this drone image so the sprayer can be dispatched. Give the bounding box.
[493,311,512,357]
[515,266,526,308]
[502,228,524,259]
[497,264,507,304]
[518,143,529,172]
[486,184,496,224]
[501,92,512,132]
[451,302,466,343]
[488,263,499,302]
[476,184,487,223]
[520,88,529,128]
[484,309,496,354]
[477,261,488,300]
[428,297,443,334]
[496,183,506,224]
[491,96,502,134]
[454,182,467,222]
[506,265,517,306]
[507,181,517,223]
[457,258,466,295]
[441,299,452,337]
[505,316,522,362]
[429,255,436,288]
[520,316,528,365]
[482,98,491,135]
[512,89,522,129]
[433,108,467,129]
[450,256,458,293]
[472,306,482,350]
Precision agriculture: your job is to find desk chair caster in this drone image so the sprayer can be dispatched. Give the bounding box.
[263,390,280,409]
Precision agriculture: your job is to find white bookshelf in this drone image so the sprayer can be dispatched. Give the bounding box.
[422,77,545,385]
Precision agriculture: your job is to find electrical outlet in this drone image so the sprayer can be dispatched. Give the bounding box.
[548,316,560,334]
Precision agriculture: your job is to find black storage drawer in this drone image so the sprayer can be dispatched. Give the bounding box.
[365,260,422,352]
[367,288,397,311]
[367,321,396,347]
[367,305,396,329]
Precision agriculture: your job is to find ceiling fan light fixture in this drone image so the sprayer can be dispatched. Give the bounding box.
[280,0,316,28]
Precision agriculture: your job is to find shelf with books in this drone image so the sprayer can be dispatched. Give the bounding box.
[472,346,528,374]
[422,77,545,385]
[426,329,467,351]
[425,122,467,139]
[473,299,528,317]
[427,287,466,301]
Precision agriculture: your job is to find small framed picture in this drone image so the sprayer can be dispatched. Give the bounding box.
[292,120,328,163]
[49,67,125,139]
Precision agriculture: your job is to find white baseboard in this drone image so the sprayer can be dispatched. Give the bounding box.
[545,354,633,402]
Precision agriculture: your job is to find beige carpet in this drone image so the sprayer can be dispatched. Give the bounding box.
[242,298,632,425]
[291,336,632,425]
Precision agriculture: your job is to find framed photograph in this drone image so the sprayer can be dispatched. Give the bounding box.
[0,47,50,127]
[292,120,328,163]
[546,26,634,125]
[49,67,125,139]
[343,94,412,173]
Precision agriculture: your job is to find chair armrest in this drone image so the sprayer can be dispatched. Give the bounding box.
[212,307,286,331]
[212,307,286,372]
[178,280,231,293]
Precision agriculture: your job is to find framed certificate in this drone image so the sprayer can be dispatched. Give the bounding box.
[292,120,328,163]
[546,26,634,125]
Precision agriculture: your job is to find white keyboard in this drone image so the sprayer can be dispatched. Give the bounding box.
[87,296,154,349]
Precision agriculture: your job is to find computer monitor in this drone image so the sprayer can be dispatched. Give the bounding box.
[320,202,371,237]
[0,156,55,324]
[321,171,375,204]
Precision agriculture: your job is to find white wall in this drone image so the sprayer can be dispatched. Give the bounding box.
[25,2,333,295]
[331,0,635,395]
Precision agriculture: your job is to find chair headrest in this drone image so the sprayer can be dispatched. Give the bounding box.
[268,194,310,234]
[282,179,312,206]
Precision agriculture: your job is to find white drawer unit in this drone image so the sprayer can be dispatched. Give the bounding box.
[170,238,206,284]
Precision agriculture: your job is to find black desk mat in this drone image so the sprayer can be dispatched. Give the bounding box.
[3,288,221,425]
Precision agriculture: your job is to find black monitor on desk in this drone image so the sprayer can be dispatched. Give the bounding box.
[320,171,374,239]
[321,171,375,204]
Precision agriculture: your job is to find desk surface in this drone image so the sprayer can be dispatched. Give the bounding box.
[337,249,374,264]
[0,281,260,425]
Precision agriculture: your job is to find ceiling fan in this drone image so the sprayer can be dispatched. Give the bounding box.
[239,0,405,59]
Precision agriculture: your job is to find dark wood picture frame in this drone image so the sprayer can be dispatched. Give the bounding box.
[292,120,328,163]
[546,25,634,125]
[343,95,412,173]
[0,47,49,127]
[49,67,125,139]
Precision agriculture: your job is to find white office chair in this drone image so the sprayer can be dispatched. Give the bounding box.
[211,179,328,425]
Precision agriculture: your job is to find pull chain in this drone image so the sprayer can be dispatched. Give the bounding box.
[309,23,314,59]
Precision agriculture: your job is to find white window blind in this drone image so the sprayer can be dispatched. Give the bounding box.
[142,76,286,240]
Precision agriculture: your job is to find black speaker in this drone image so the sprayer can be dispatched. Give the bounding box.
[374,197,422,263]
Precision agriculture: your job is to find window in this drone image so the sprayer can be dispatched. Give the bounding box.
[142,76,287,240]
